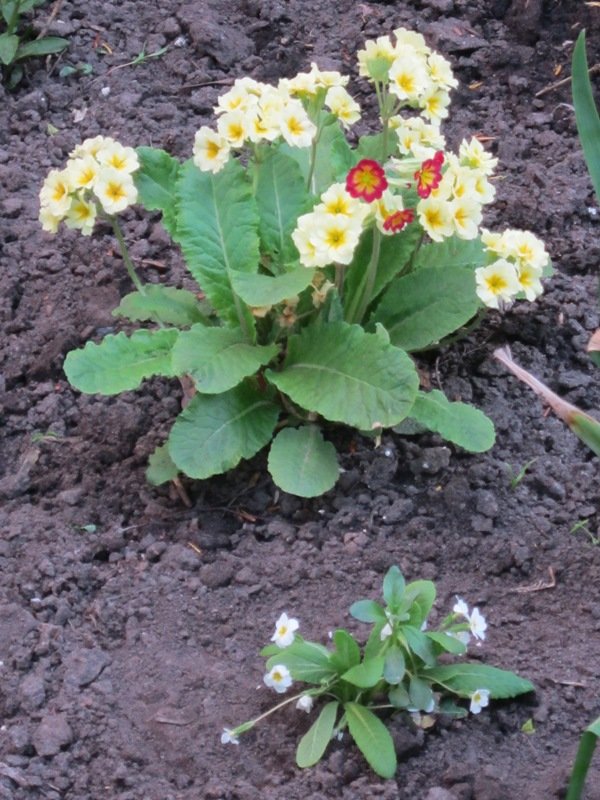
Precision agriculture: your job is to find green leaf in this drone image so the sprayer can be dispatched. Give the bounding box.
[344,225,422,324]
[174,159,259,330]
[383,566,405,609]
[167,382,279,479]
[281,116,353,193]
[0,33,19,65]
[1,3,16,27]
[572,31,600,201]
[426,631,467,656]
[64,329,178,395]
[409,675,434,711]
[356,131,398,162]
[403,580,436,625]
[389,684,410,708]
[341,657,385,688]
[135,147,181,236]
[383,647,405,685]
[172,326,277,393]
[254,149,309,264]
[231,267,315,307]
[406,389,495,452]
[266,321,419,430]
[345,702,397,779]
[296,701,339,768]
[330,630,361,673]
[566,715,600,800]
[268,425,338,497]
[113,285,208,326]
[146,443,178,485]
[266,640,336,684]
[15,36,69,60]
[349,600,387,624]
[402,626,436,667]
[413,235,486,271]
[438,697,468,719]
[425,663,535,698]
[371,265,479,351]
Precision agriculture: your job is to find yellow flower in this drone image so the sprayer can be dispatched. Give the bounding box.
[325,86,361,128]
[417,196,453,242]
[97,141,139,174]
[389,51,430,104]
[193,126,231,173]
[39,168,72,216]
[449,197,482,240]
[39,204,63,234]
[475,259,520,308]
[66,155,100,191]
[279,101,317,148]
[311,212,363,265]
[217,110,249,148]
[65,196,97,236]
[459,138,497,176]
[94,168,137,214]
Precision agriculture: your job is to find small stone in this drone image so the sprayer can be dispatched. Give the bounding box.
[424,789,457,800]
[163,543,201,571]
[199,561,234,589]
[64,648,111,688]
[19,674,46,711]
[475,490,499,518]
[382,498,414,524]
[32,713,73,756]
[410,447,451,475]
[56,488,84,506]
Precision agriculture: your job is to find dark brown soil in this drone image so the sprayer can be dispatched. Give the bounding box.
[2,1,600,798]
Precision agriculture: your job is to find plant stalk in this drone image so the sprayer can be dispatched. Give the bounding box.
[110,216,146,295]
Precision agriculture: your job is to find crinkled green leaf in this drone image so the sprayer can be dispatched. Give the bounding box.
[135,147,181,235]
[146,443,179,486]
[113,286,208,326]
[172,326,277,394]
[266,640,335,684]
[64,329,178,395]
[341,657,385,688]
[267,425,339,497]
[174,159,258,331]
[266,321,419,430]
[231,267,315,307]
[296,701,338,768]
[425,663,534,698]
[413,235,486,271]
[405,389,495,452]
[371,265,479,351]
[167,382,279,479]
[345,702,397,779]
[355,131,399,162]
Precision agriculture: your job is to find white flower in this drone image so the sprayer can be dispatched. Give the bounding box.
[469,688,490,714]
[475,259,521,309]
[469,607,487,641]
[453,597,469,618]
[264,664,293,694]
[380,622,393,641]
[220,727,240,745]
[296,694,314,713]
[449,629,471,646]
[271,612,299,648]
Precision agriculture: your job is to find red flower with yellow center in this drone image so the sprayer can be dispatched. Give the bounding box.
[346,159,388,203]
[383,208,415,233]
[414,151,444,199]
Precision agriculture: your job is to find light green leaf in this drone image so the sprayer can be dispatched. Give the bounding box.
[172,326,278,393]
[389,684,410,708]
[146,443,178,485]
[566,714,600,800]
[113,286,208,326]
[383,566,405,609]
[16,36,69,60]
[64,329,178,395]
[266,640,336,684]
[409,675,434,711]
[254,149,309,263]
[296,701,339,768]
[266,321,419,430]
[349,599,387,624]
[174,159,259,330]
[406,389,495,453]
[371,265,479,351]
[135,147,181,236]
[342,657,385,688]
[0,33,19,65]
[345,702,397,779]
[267,425,339,497]
[413,235,486,271]
[425,663,535,698]
[426,631,467,656]
[231,267,316,307]
[572,31,600,201]
[402,626,436,667]
[403,580,436,624]
[167,382,279,479]
[383,648,405,685]
[330,630,361,673]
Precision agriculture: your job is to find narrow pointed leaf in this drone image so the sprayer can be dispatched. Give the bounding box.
[296,701,339,768]
[566,715,600,800]
[172,326,278,393]
[64,329,178,395]
[371,265,478,351]
[383,566,405,608]
[345,702,397,779]
[113,286,208,326]
[146,443,179,485]
[426,631,467,656]
[135,147,181,235]
[167,382,279,479]
[231,267,315,307]
[16,36,69,60]
[0,33,19,65]
[406,389,495,452]
[425,663,534,698]
[402,626,436,666]
[268,425,339,497]
[572,31,600,200]
[174,159,258,331]
[342,657,385,688]
[266,321,419,430]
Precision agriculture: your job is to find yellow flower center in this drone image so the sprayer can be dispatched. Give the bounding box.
[486,274,507,293]
[106,182,126,202]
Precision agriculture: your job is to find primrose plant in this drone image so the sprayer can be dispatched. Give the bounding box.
[222,567,534,778]
[40,28,551,497]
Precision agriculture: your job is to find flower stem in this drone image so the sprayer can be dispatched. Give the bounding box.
[352,227,382,324]
[110,215,145,295]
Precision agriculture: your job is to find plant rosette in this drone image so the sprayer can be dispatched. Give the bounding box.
[41,27,552,498]
[220,566,534,779]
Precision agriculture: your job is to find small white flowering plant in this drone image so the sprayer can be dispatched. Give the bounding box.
[222,566,533,778]
[43,28,552,497]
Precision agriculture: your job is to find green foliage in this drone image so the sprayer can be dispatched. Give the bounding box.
[228,566,534,779]
[113,285,208,326]
[146,443,178,486]
[1,1,68,87]
[405,389,496,452]
[134,147,181,236]
[267,425,339,497]
[572,31,600,201]
[566,715,600,800]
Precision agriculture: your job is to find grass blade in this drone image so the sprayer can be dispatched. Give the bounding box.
[572,31,600,200]
[566,716,600,800]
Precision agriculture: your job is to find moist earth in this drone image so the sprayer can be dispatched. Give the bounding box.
[1,0,600,798]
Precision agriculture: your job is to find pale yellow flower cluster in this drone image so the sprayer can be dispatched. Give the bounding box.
[357,27,458,124]
[193,68,361,174]
[475,229,549,308]
[39,136,139,236]
[292,182,370,267]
